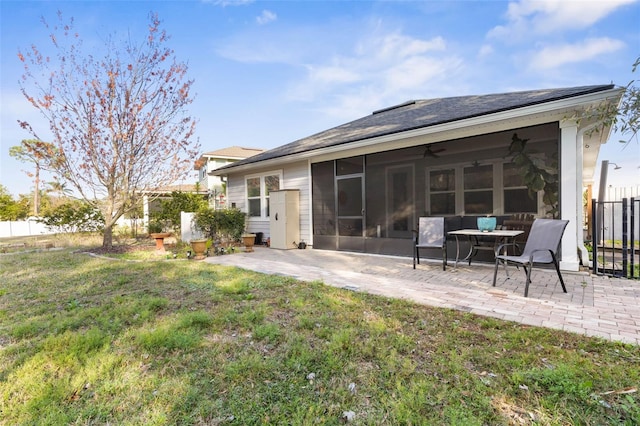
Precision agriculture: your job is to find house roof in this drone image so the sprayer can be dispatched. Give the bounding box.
[195,146,265,170]
[200,146,264,160]
[143,184,208,195]
[215,84,617,173]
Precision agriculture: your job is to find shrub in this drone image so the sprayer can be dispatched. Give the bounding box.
[37,200,104,233]
[147,220,164,234]
[193,207,246,242]
[151,191,208,234]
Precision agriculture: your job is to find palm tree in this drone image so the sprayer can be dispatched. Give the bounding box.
[45,179,73,199]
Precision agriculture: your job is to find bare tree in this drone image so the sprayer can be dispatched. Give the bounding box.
[17,11,200,248]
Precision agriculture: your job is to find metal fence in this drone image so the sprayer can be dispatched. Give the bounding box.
[591,197,639,279]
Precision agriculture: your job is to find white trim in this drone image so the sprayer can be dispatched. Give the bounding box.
[559,122,580,271]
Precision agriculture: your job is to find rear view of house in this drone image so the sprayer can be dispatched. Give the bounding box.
[212,85,623,271]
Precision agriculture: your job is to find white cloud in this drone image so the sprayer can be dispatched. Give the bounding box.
[215,18,462,121]
[206,0,254,7]
[529,37,625,70]
[366,34,446,60]
[384,56,462,92]
[256,10,277,25]
[287,31,462,119]
[478,44,494,58]
[489,0,637,40]
[307,65,361,85]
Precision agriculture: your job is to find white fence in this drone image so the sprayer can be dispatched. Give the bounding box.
[605,185,640,202]
[180,211,204,242]
[0,219,55,238]
[600,186,639,241]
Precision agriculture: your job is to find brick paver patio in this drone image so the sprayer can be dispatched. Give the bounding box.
[205,247,640,345]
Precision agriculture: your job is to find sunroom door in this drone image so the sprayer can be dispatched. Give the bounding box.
[336,175,365,252]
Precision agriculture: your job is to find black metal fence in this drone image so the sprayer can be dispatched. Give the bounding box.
[591,197,639,279]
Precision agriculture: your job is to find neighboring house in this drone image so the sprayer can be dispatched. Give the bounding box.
[195,146,264,209]
[212,85,623,271]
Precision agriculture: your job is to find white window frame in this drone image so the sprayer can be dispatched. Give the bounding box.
[425,159,547,216]
[245,170,283,220]
[502,162,542,215]
[426,167,456,216]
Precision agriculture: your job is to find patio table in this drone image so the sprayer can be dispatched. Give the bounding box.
[448,229,524,268]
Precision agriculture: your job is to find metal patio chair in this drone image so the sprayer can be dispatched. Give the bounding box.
[413,217,447,271]
[492,218,569,297]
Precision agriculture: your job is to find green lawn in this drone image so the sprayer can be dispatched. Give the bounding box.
[1,248,639,425]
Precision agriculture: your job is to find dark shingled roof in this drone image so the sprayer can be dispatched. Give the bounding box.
[218,84,615,171]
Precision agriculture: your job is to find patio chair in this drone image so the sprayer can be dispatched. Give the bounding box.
[413,217,447,271]
[492,218,568,297]
[502,213,535,254]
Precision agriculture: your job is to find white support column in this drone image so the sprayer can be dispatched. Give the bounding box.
[575,128,589,267]
[559,120,580,271]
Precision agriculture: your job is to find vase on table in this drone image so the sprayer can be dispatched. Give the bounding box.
[477,217,497,232]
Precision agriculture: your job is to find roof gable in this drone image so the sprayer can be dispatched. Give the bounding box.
[201,146,263,158]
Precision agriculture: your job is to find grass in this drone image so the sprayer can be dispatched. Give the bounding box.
[1,248,639,425]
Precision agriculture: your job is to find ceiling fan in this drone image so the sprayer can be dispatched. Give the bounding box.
[423,145,446,158]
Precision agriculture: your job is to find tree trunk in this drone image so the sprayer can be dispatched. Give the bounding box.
[102,222,114,249]
[33,164,40,216]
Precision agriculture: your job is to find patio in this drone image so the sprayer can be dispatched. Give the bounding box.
[205,246,640,345]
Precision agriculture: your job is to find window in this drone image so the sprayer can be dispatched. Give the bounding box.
[336,156,363,176]
[464,165,493,214]
[429,169,455,215]
[246,171,282,218]
[503,163,537,213]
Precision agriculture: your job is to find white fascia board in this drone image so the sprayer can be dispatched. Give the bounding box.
[218,88,623,175]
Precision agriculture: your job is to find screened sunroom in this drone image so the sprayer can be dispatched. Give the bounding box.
[311,123,559,256]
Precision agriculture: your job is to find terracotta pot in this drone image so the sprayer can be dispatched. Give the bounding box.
[242,234,256,252]
[190,239,208,260]
[150,232,172,251]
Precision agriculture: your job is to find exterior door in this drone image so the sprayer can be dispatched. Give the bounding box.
[336,175,365,252]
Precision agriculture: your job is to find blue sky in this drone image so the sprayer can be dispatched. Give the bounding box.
[1,0,639,197]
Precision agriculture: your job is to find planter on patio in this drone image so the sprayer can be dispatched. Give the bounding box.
[190,239,208,260]
[242,234,256,252]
